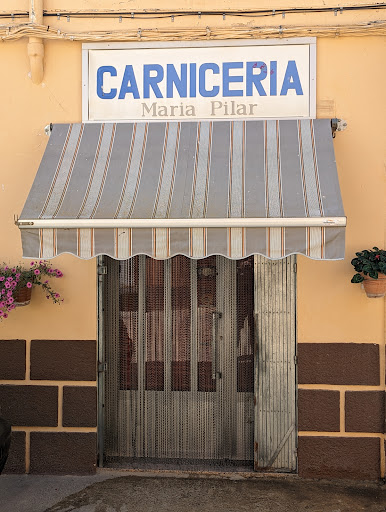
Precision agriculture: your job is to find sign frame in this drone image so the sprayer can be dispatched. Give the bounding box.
[82,38,316,122]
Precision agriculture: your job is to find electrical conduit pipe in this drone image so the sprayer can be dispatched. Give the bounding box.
[28,0,44,85]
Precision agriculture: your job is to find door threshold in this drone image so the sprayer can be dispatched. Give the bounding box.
[97,466,297,481]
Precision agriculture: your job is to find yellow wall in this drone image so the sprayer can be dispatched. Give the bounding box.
[0,39,95,340]
[0,4,384,348]
[299,36,386,344]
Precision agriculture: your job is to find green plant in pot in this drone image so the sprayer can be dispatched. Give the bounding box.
[351,247,386,298]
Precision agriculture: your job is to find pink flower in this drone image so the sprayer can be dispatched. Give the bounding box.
[48,269,53,274]
[6,277,13,282]
[55,293,60,298]
[56,271,63,278]
[0,277,4,281]
[30,261,35,266]
[3,313,8,318]
[8,304,15,310]
[16,273,20,278]
[34,269,40,275]
[5,282,11,289]
[11,268,16,273]
[0,302,4,308]
[7,290,12,297]
[4,266,8,271]
[1,289,5,295]
[26,282,33,289]
[7,297,14,305]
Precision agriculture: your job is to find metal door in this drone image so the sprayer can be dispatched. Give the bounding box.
[103,255,254,466]
[254,255,297,471]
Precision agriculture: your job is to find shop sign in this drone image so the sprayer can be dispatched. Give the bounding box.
[84,41,315,121]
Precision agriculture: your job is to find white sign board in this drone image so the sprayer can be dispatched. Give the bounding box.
[84,40,315,121]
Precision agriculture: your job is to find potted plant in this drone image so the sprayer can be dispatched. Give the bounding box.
[351,247,386,298]
[0,260,63,319]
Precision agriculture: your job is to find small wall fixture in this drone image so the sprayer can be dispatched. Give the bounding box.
[331,118,347,137]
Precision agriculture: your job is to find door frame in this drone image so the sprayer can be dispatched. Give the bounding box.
[97,255,106,467]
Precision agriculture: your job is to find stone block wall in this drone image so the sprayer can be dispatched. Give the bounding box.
[0,339,97,474]
[297,343,385,480]
[1,338,385,479]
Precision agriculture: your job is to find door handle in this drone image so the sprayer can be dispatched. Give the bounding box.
[212,311,222,380]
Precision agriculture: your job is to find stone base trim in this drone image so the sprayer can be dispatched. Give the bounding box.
[2,431,26,474]
[29,432,97,474]
[298,343,380,386]
[298,389,340,432]
[298,436,381,480]
[298,343,385,481]
[0,339,97,475]
[0,340,26,380]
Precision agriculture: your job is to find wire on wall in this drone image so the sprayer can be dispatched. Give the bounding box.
[0,20,385,42]
[0,4,386,20]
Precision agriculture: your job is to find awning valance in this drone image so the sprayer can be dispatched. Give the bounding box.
[18,119,345,260]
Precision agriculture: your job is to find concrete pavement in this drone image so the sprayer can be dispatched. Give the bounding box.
[1,470,385,512]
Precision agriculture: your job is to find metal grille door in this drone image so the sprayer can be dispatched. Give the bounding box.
[103,255,255,467]
[254,255,297,471]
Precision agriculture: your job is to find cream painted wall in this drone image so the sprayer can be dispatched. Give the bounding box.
[298,37,385,343]
[0,39,96,340]
[0,6,384,345]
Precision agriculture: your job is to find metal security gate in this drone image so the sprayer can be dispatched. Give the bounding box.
[254,255,297,471]
[100,254,296,471]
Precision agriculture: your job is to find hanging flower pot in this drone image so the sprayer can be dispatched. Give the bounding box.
[362,274,386,298]
[351,247,386,299]
[0,261,64,320]
[13,286,32,307]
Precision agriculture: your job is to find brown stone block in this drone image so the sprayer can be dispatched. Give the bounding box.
[2,430,25,474]
[298,389,340,432]
[62,386,97,427]
[30,432,97,474]
[345,391,385,433]
[298,436,380,480]
[30,340,96,381]
[0,385,58,427]
[298,343,379,386]
[0,340,26,380]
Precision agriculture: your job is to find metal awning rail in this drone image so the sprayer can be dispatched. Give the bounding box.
[17,217,346,229]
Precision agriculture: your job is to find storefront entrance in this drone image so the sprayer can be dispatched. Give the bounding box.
[101,254,296,472]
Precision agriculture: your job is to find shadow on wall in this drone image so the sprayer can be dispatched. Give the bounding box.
[0,415,11,474]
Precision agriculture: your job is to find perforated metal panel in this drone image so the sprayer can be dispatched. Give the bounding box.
[103,255,254,469]
[254,255,297,471]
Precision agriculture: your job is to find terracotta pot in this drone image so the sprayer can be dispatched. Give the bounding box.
[13,287,32,306]
[362,274,386,298]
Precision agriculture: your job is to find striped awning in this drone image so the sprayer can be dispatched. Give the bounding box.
[18,119,346,260]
